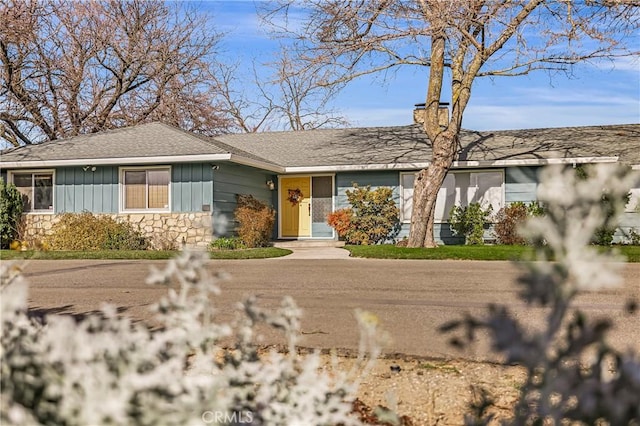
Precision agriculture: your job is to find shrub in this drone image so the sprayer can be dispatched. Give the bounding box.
[575,164,631,246]
[493,201,545,245]
[627,228,640,245]
[327,208,353,241]
[210,236,247,250]
[327,185,399,245]
[1,251,384,425]
[235,195,275,248]
[442,164,640,424]
[0,178,24,249]
[449,202,492,245]
[45,212,148,250]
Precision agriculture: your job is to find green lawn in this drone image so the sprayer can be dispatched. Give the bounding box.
[0,247,291,261]
[344,244,640,262]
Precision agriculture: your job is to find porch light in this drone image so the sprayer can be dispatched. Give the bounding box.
[266,180,275,190]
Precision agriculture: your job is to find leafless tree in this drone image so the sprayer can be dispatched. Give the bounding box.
[215,48,348,133]
[0,0,230,146]
[261,1,640,247]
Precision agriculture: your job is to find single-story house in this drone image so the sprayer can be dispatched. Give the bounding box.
[1,120,639,248]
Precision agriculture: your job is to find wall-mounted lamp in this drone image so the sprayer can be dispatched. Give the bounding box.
[82,165,96,172]
[266,180,275,191]
[211,164,220,170]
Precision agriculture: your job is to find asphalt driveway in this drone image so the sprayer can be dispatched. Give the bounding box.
[15,257,640,361]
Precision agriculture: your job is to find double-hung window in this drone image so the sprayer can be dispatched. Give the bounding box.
[11,171,54,212]
[121,167,170,212]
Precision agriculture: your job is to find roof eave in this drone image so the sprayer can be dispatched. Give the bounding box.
[228,154,284,173]
[0,154,232,169]
[282,156,620,173]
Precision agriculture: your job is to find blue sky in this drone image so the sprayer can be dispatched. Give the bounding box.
[202,1,640,131]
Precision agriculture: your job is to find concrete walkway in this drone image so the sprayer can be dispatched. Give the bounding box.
[272,240,352,259]
[278,247,352,259]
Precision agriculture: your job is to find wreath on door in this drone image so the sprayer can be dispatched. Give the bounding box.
[287,188,303,206]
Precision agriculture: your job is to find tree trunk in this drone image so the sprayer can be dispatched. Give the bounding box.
[407,131,457,247]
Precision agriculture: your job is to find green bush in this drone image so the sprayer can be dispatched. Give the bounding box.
[235,195,275,248]
[328,184,399,245]
[493,201,545,245]
[209,237,247,250]
[627,228,640,246]
[45,212,148,250]
[449,203,492,245]
[0,178,24,249]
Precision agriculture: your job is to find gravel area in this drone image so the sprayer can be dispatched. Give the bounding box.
[324,354,526,425]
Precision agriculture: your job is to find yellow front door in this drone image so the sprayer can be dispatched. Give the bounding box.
[280,177,311,237]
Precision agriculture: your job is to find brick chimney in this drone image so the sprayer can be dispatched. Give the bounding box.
[413,102,449,128]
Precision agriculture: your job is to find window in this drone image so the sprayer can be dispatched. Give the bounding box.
[401,170,503,222]
[121,168,170,211]
[11,171,54,212]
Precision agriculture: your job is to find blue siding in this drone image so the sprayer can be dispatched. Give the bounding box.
[55,166,118,213]
[505,166,539,204]
[212,163,275,237]
[171,164,213,212]
[335,171,400,210]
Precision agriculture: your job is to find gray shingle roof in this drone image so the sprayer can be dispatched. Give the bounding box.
[214,123,640,168]
[0,122,230,162]
[2,121,638,169]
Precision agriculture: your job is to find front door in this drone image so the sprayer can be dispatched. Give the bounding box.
[280,176,311,237]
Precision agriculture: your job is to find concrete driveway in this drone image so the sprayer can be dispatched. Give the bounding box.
[15,255,640,361]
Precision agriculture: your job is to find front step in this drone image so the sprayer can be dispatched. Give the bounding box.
[272,240,345,249]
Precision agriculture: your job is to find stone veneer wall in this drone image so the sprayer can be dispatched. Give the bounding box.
[21,212,213,249]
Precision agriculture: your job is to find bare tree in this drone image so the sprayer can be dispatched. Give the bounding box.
[261,1,639,247]
[214,47,348,133]
[0,0,230,146]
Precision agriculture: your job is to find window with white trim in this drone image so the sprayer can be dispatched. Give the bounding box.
[121,167,170,211]
[11,171,54,212]
[401,170,504,222]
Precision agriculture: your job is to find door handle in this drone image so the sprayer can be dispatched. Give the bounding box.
[308,204,311,216]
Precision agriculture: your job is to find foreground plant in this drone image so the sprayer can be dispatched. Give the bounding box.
[442,164,640,424]
[1,251,383,425]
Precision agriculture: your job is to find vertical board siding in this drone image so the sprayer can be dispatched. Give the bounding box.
[171,163,214,212]
[55,166,118,213]
[335,171,400,210]
[505,166,539,204]
[212,163,275,237]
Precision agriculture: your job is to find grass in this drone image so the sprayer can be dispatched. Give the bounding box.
[0,247,291,261]
[344,244,640,262]
[2,245,638,262]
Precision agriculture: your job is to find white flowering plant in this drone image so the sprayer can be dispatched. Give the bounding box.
[1,251,383,426]
[441,164,640,424]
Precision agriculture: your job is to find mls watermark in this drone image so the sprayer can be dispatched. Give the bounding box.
[201,410,254,424]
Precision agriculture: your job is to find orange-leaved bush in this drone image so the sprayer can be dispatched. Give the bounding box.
[327,208,353,241]
[493,202,545,245]
[234,195,275,248]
